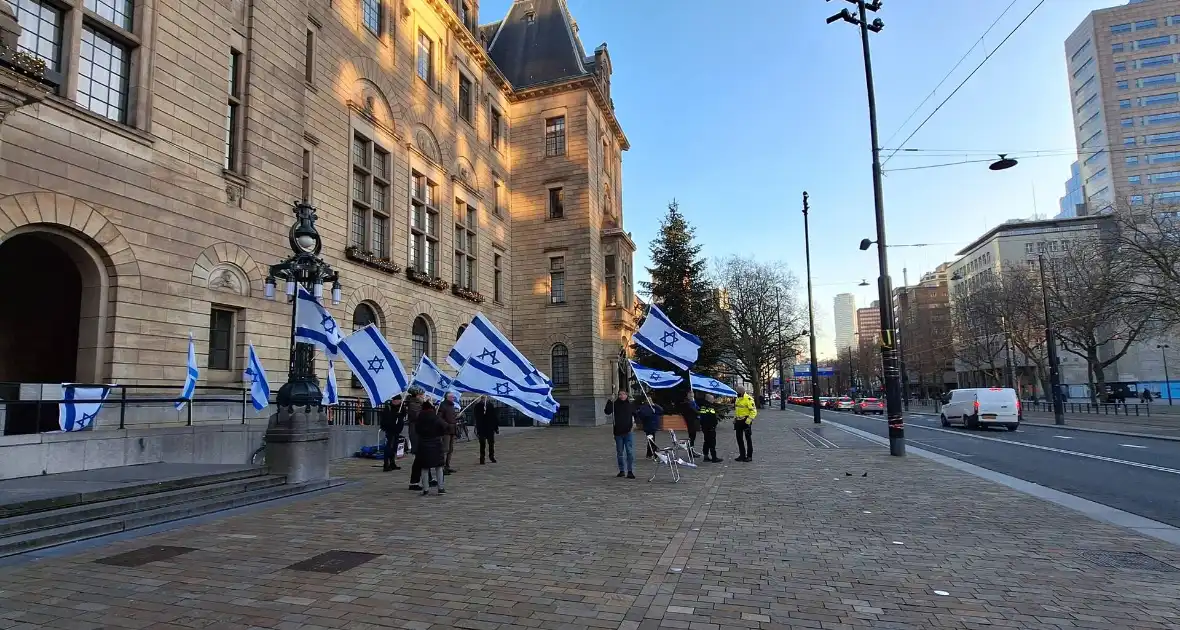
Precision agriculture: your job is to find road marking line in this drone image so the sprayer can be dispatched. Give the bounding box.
[1053,435,1073,439]
[811,410,1180,476]
[911,440,973,458]
[1121,444,1147,449]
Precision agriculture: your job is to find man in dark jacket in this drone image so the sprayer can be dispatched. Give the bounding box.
[411,401,449,495]
[697,394,722,463]
[635,401,664,458]
[381,394,407,471]
[474,396,499,464]
[405,390,424,455]
[604,390,637,479]
[680,393,701,457]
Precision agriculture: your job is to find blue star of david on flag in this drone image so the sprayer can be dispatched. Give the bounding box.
[58,385,111,432]
[633,304,702,371]
[368,356,385,373]
[627,360,682,389]
[690,372,738,398]
[338,324,409,407]
[494,381,513,396]
[321,314,337,335]
[294,286,344,357]
[244,343,271,411]
[476,348,501,366]
[453,357,556,425]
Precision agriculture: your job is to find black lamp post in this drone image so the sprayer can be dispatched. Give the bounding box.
[264,201,342,409]
[1159,344,1172,406]
[802,191,821,424]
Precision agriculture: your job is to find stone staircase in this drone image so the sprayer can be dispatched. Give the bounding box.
[0,465,340,558]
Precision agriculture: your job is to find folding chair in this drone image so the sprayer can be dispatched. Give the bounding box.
[666,430,698,469]
[647,435,681,483]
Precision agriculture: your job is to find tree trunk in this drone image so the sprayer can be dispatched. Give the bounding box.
[1090,347,1108,403]
[1087,352,1099,403]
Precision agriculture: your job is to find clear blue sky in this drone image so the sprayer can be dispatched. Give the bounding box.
[481,0,1116,356]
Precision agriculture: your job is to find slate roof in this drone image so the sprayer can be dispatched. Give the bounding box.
[484,0,593,90]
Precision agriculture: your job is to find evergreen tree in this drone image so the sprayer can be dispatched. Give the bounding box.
[635,201,723,382]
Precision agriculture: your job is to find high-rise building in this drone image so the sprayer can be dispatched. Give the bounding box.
[1057,161,1085,218]
[1066,0,1180,211]
[0,0,633,428]
[833,293,858,351]
[856,307,880,350]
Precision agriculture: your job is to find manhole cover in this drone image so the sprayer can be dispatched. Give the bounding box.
[1080,550,1180,572]
[286,550,381,574]
[95,545,196,567]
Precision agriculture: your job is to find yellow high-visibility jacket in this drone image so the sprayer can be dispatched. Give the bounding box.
[735,394,757,424]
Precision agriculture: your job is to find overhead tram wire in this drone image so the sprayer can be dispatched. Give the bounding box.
[878,0,1021,152]
[881,0,1049,167]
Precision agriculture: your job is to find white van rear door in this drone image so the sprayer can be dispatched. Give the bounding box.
[978,388,1018,419]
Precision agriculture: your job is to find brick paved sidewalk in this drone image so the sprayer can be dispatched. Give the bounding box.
[1,411,1179,629]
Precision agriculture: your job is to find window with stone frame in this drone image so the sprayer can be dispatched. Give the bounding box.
[207,307,236,371]
[458,72,473,123]
[301,146,314,202]
[545,116,566,156]
[411,317,431,367]
[454,200,477,290]
[410,171,440,277]
[490,106,502,149]
[15,0,65,86]
[350,133,391,259]
[493,179,505,217]
[493,250,503,303]
[604,254,617,307]
[360,0,381,35]
[548,186,564,219]
[304,24,317,85]
[551,344,569,387]
[549,256,565,304]
[417,31,433,85]
[225,50,244,171]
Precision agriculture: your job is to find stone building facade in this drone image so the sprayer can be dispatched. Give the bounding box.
[0,0,634,431]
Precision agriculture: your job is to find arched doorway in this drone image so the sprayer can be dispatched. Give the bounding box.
[0,228,110,434]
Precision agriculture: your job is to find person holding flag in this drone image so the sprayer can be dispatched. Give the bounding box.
[604,390,637,479]
[474,396,498,464]
[381,394,406,472]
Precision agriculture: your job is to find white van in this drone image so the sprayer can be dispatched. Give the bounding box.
[940,388,1020,431]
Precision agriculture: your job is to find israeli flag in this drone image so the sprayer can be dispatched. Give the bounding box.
[59,385,110,432]
[633,304,702,371]
[411,355,453,402]
[323,360,339,406]
[175,333,198,410]
[338,324,409,407]
[294,285,343,357]
[628,360,683,389]
[243,344,270,412]
[449,313,551,389]
[690,373,738,398]
[454,357,556,425]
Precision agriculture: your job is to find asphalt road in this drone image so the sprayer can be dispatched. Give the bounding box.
[782,405,1180,528]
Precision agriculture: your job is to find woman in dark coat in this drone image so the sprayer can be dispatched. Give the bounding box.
[474,396,499,464]
[412,401,449,495]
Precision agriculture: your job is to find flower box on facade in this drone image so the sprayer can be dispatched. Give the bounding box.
[405,267,449,291]
[344,246,401,274]
[451,285,485,304]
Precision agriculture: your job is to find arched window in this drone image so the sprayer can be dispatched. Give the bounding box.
[412,316,431,366]
[456,323,468,340]
[551,343,569,387]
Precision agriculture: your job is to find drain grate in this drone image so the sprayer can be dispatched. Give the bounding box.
[286,550,381,574]
[1080,550,1180,572]
[95,545,196,567]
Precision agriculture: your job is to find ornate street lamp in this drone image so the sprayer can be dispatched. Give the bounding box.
[264,201,342,409]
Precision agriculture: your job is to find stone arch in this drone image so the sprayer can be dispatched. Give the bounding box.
[454,155,478,191]
[0,192,142,385]
[412,124,443,165]
[347,57,407,131]
[192,242,264,298]
[0,192,141,288]
[410,310,437,367]
[342,285,391,333]
[350,77,396,133]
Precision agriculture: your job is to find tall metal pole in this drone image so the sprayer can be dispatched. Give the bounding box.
[776,287,787,411]
[899,268,909,411]
[1159,345,1172,406]
[802,191,822,424]
[834,0,903,454]
[1037,255,1065,425]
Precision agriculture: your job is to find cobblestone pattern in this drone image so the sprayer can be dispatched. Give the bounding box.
[1,411,1179,629]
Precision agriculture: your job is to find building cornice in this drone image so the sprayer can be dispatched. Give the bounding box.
[422,0,514,95]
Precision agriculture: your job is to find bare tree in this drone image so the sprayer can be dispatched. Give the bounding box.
[994,266,1049,396]
[1042,234,1157,402]
[1109,201,1180,331]
[713,256,806,402]
[949,278,1007,386]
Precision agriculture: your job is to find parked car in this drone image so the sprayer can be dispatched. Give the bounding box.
[855,397,884,414]
[940,387,1020,431]
[833,396,855,411]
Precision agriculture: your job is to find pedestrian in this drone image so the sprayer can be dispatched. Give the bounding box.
[474,396,499,464]
[636,400,664,458]
[405,389,424,454]
[380,394,406,471]
[734,386,757,462]
[604,390,637,479]
[680,392,701,458]
[411,401,448,495]
[440,392,460,474]
[698,393,721,463]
